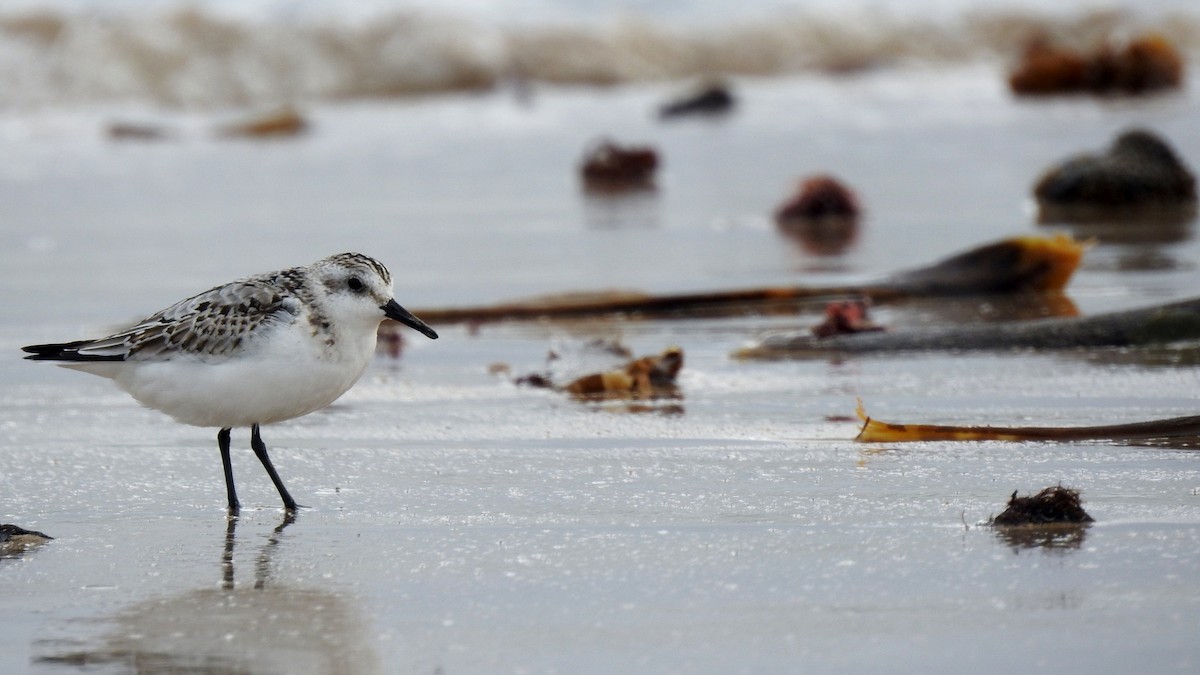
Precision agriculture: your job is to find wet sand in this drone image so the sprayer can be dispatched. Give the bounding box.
[3,65,1200,672]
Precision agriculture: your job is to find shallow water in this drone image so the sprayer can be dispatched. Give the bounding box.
[2,37,1200,675]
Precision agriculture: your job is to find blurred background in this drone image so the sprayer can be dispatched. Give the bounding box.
[1,0,1198,335]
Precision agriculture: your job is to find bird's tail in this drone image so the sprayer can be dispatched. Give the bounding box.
[22,340,124,362]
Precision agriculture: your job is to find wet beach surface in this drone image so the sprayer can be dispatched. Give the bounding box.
[3,39,1200,675]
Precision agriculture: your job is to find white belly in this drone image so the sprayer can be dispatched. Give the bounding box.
[92,326,377,428]
[113,358,366,427]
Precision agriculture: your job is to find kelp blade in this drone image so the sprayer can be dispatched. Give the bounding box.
[854,400,1200,443]
[883,233,1086,295]
[414,235,1085,325]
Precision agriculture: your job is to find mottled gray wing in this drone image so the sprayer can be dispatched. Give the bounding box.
[74,279,302,362]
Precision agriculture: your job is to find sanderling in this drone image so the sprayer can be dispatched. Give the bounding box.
[23,252,438,513]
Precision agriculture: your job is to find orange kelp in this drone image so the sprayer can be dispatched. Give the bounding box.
[880,234,1083,296]
[737,294,1200,359]
[217,107,309,139]
[414,234,1084,325]
[106,108,311,142]
[854,400,1200,443]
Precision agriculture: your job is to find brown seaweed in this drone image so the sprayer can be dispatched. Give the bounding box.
[1009,33,1184,96]
[741,295,1200,360]
[810,299,883,338]
[853,400,1200,444]
[658,82,735,118]
[514,346,684,402]
[217,107,309,139]
[988,486,1094,526]
[580,140,659,193]
[414,235,1084,325]
[775,175,861,256]
[1,524,53,559]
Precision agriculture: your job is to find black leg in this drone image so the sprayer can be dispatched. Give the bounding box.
[218,427,240,513]
[250,424,301,511]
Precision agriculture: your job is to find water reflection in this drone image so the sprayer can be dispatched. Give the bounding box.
[1009,590,1086,611]
[1107,247,1190,272]
[879,293,1080,329]
[992,523,1090,554]
[581,190,660,229]
[1040,218,1195,272]
[1068,342,1200,369]
[587,401,686,416]
[777,215,860,257]
[1123,436,1200,451]
[1038,214,1195,246]
[1082,242,1195,273]
[35,514,381,673]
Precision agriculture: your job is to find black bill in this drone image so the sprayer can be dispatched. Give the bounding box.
[381,299,439,339]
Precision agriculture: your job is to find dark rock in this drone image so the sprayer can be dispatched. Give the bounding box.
[107,122,174,141]
[658,82,735,119]
[1035,129,1197,223]
[579,140,659,192]
[775,175,860,221]
[775,175,862,255]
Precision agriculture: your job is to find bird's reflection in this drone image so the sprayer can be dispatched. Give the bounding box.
[35,513,380,673]
[222,511,294,591]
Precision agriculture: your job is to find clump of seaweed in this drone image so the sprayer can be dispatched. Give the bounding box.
[1,524,53,559]
[810,299,884,339]
[1008,33,1184,96]
[508,341,683,403]
[658,81,735,119]
[579,139,660,192]
[217,106,310,139]
[563,346,683,401]
[987,485,1094,526]
[0,523,52,542]
[774,174,862,256]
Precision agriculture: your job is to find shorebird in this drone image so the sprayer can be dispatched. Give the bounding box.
[23,252,438,513]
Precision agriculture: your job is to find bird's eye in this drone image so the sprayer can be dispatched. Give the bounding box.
[347,277,365,292]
